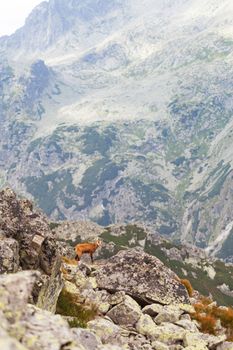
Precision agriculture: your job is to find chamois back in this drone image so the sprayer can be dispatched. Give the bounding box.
[75,238,102,263]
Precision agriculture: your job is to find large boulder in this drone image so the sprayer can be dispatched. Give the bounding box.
[0,188,57,273]
[95,248,190,305]
[72,328,102,350]
[106,295,142,327]
[0,270,40,323]
[20,304,86,350]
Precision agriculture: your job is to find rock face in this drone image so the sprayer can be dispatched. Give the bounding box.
[0,237,19,273]
[0,270,123,350]
[36,256,63,312]
[95,248,190,305]
[0,270,41,324]
[0,188,57,273]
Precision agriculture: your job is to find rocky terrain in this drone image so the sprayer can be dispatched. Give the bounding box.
[52,220,233,307]
[1,0,233,258]
[1,188,233,349]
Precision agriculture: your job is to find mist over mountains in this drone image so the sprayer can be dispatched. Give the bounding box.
[1,0,233,260]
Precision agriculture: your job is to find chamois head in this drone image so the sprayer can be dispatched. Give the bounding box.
[95,238,102,247]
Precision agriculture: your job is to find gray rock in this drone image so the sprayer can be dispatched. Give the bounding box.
[95,249,190,305]
[0,188,58,274]
[154,305,183,325]
[21,304,86,350]
[87,318,128,346]
[142,303,164,317]
[175,319,199,332]
[72,328,102,350]
[0,336,28,350]
[180,314,192,321]
[107,295,142,327]
[98,346,125,350]
[0,270,40,323]
[152,322,186,344]
[183,333,208,348]
[36,256,63,313]
[85,289,111,314]
[169,346,184,350]
[136,314,159,339]
[128,333,152,350]
[151,341,169,350]
[108,291,126,306]
[0,238,19,273]
[216,342,233,350]
[200,334,226,348]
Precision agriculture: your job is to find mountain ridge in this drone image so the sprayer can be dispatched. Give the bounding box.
[1,0,233,260]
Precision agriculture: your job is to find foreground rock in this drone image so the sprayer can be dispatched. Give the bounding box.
[0,249,228,350]
[95,248,190,305]
[0,271,123,350]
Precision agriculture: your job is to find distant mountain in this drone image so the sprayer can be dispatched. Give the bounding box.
[1,0,233,260]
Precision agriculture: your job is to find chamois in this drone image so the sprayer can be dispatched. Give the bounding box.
[75,238,102,263]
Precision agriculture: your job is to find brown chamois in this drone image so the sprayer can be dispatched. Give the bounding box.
[75,238,102,263]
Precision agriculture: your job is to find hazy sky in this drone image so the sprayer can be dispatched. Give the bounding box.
[0,1,48,37]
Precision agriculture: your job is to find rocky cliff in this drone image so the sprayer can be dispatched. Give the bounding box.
[0,187,57,274]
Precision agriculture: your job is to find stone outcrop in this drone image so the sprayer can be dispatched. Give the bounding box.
[95,248,190,305]
[36,256,63,312]
[0,236,19,273]
[0,188,58,274]
[106,294,142,327]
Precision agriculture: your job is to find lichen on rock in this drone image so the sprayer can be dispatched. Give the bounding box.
[95,248,190,305]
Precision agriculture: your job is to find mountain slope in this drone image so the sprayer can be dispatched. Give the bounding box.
[1,0,233,258]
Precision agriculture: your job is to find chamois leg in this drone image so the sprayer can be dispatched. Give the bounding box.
[75,254,80,262]
[90,253,94,263]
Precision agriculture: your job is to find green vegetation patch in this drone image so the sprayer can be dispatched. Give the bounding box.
[81,126,117,155]
[23,169,72,217]
[101,224,147,247]
[56,289,98,328]
[76,157,124,209]
[132,179,170,206]
[49,222,61,230]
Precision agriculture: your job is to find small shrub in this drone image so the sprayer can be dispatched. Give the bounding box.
[211,306,233,341]
[193,313,217,335]
[68,317,87,328]
[180,278,194,297]
[49,222,61,230]
[193,302,207,314]
[192,297,233,341]
[199,296,213,306]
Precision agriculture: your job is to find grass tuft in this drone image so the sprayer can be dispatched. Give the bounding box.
[56,289,98,328]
